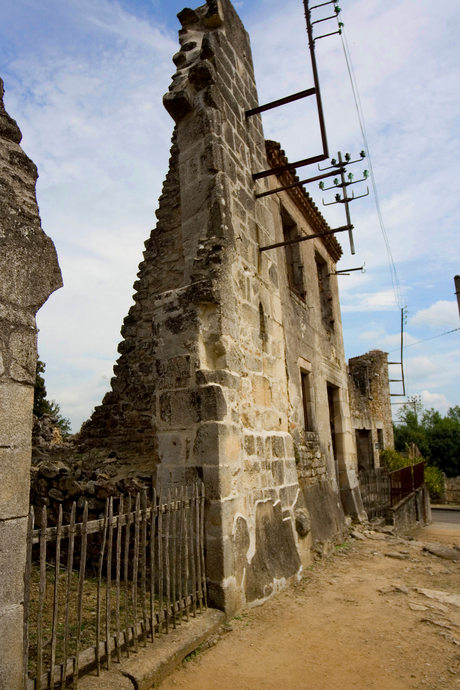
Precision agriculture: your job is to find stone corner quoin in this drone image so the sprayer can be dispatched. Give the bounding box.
[0,75,62,690]
[77,0,393,614]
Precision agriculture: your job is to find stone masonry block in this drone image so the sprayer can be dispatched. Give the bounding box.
[264,488,278,503]
[284,434,295,457]
[271,436,285,458]
[193,422,241,466]
[157,432,185,464]
[195,385,228,422]
[271,459,285,486]
[0,604,24,690]
[0,382,33,519]
[252,375,271,407]
[156,464,200,488]
[256,436,264,458]
[163,90,193,124]
[156,356,191,390]
[244,434,255,456]
[0,517,27,608]
[9,328,37,384]
[284,458,299,485]
[177,8,200,26]
[205,533,232,583]
[159,390,200,426]
[194,423,219,466]
[206,496,245,535]
[202,465,233,501]
[280,484,299,509]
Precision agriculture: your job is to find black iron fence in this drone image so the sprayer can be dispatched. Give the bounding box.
[24,483,206,690]
[359,461,426,518]
[358,468,391,520]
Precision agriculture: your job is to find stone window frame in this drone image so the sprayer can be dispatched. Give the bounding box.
[280,205,306,302]
[315,251,334,331]
[298,357,315,434]
[377,427,384,451]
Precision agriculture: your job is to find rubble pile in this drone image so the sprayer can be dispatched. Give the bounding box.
[30,417,154,526]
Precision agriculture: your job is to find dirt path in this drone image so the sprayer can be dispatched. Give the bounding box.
[161,525,460,690]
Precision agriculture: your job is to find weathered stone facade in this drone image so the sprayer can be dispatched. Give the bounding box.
[0,78,62,689]
[348,350,394,470]
[80,0,364,613]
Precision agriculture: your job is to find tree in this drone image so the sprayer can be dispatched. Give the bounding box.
[33,359,49,417]
[33,359,72,437]
[423,409,460,478]
[393,402,460,477]
[393,402,430,460]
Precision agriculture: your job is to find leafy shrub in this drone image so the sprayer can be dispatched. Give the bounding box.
[424,465,445,502]
[379,448,409,471]
[380,448,445,502]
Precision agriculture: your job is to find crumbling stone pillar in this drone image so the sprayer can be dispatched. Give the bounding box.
[0,78,62,689]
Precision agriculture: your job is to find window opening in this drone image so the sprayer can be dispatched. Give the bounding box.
[315,253,334,330]
[259,302,268,345]
[281,207,306,301]
[355,429,374,470]
[301,371,313,432]
[327,384,339,480]
[377,428,384,452]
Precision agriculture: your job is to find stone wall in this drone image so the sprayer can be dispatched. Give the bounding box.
[0,79,62,690]
[386,486,431,533]
[348,350,394,469]
[444,477,460,504]
[79,0,364,613]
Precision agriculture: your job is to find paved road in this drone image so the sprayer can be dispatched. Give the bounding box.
[418,507,460,543]
[431,508,460,525]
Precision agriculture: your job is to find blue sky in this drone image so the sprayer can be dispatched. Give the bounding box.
[1,0,459,430]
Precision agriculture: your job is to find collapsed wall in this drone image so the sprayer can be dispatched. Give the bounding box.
[0,78,62,689]
[80,0,359,613]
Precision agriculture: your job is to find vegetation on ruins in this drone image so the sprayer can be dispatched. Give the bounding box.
[34,359,71,437]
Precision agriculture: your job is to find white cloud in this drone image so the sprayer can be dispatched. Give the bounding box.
[341,289,400,312]
[358,328,418,349]
[411,301,459,330]
[420,390,450,413]
[406,356,440,381]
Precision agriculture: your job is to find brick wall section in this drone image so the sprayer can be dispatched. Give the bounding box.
[0,78,62,690]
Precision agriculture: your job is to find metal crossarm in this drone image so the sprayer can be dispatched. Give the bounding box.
[253,153,327,181]
[255,168,338,199]
[259,224,353,252]
[251,0,329,181]
[245,88,316,118]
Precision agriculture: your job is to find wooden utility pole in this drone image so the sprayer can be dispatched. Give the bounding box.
[455,275,460,323]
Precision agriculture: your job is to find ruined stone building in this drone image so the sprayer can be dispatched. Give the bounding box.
[348,350,394,471]
[0,78,62,689]
[78,0,391,614]
[0,3,406,684]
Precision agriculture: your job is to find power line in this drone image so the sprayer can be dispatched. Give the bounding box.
[338,21,402,311]
[388,327,460,353]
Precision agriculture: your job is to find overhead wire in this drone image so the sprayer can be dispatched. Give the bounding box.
[388,327,460,354]
[337,14,403,311]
